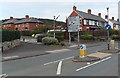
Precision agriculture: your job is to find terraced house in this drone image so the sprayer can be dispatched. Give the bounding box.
[2,15,43,31]
[109,17,120,30]
[67,6,107,31]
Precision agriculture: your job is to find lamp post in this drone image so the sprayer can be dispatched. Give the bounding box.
[107,7,110,50]
[53,15,60,38]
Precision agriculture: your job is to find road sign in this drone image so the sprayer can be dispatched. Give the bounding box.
[80,45,83,49]
[68,16,80,32]
[80,44,86,57]
[105,25,111,30]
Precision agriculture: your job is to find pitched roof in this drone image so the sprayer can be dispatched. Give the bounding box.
[76,10,106,22]
[109,19,120,25]
[2,19,19,25]
[15,18,43,24]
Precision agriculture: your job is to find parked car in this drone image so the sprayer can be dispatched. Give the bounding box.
[35,34,42,39]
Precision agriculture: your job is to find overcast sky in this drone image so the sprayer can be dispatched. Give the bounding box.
[0,0,119,22]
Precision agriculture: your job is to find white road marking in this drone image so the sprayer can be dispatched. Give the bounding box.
[45,49,71,53]
[76,57,111,72]
[44,56,74,66]
[0,74,8,78]
[87,62,90,64]
[70,45,78,48]
[56,61,63,75]
[3,56,19,59]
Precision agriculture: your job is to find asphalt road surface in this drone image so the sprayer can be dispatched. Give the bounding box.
[2,42,119,76]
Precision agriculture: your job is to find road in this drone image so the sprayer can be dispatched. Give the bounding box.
[2,41,119,76]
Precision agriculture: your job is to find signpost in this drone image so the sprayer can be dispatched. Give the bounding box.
[105,24,111,50]
[68,16,80,44]
[80,44,86,58]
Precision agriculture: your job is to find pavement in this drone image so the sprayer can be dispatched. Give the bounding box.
[2,41,119,76]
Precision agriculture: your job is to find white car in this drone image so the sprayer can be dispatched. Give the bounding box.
[35,34,42,39]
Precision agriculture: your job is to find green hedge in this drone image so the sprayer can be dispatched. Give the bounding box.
[47,31,65,42]
[2,30,21,42]
[21,30,42,36]
[80,34,94,40]
[111,34,120,40]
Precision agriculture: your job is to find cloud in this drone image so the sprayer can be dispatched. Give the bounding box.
[0,0,119,2]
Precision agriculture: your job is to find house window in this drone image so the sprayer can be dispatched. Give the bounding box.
[113,24,116,28]
[89,20,92,25]
[84,19,86,25]
[86,20,89,25]
[26,23,29,27]
[94,21,97,25]
[22,24,24,27]
[19,24,20,27]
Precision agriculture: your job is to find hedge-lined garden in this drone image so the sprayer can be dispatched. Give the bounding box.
[2,29,21,42]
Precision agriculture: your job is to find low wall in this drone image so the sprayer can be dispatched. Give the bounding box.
[2,39,20,51]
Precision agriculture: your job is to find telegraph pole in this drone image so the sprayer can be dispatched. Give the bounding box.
[54,16,56,38]
[53,15,60,38]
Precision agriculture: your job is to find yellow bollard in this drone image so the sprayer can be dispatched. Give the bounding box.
[80,44,86,57]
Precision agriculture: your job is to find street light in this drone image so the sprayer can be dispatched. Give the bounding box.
[53,15,60,38]
[107,7,110,50]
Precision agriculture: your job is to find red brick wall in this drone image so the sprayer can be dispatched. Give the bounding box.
[15,23,43,31]
[2,24,15,30]
[69,11,79,17]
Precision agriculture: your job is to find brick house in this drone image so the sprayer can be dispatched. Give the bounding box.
[14,15,43,31]
[108,17,120,30]
[66,6,106,31]
[2,15,43,31]
[2,17,19,30]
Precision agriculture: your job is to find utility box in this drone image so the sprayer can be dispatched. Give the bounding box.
[110,40,115,50]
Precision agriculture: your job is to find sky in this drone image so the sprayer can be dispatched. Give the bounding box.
[0,0,120,22]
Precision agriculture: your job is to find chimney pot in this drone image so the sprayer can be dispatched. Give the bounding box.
[117,19,119,22]
[10,17,13,20]
[88,9,91,14]
[112,17,114,20]
[105,15,108,19]
[73,6,77,11]
[98,13,101,17]
[25,15,29,18]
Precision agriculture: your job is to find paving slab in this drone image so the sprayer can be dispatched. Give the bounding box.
[87,52,112,59]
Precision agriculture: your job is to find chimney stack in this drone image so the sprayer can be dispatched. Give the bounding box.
[25,15,29,19]
[105,15,108,19]
[73,6,77,11]
[88,9,91,14]
[98,13,101,17]
[10,17,13,20]
[112,17,114,20]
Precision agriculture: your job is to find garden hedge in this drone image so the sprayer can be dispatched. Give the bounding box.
[2,30,21,42]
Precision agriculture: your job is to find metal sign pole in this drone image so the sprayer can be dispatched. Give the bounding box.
[108,30,110,50]
[69,32,71,45]
[78,30,80,45]
[107,7,110,50]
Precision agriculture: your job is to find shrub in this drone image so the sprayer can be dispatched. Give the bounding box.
[111,34,120,40]
[47,31,65,42]
[42,37,58,45]
[2,30,21,42]
[80,34,94,40]
[59,41,66,46]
